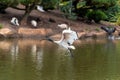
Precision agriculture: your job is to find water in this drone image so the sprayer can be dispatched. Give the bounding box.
[0,39,120,80]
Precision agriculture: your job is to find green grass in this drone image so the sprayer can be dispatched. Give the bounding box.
[0,24,3,29]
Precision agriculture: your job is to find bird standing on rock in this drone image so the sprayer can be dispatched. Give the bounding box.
[10,17,19,26]
[37,5,45,12]
[31,20,37,27]
[31,18,41,27]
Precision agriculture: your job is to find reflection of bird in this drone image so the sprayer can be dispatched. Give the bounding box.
[37,5,45,12]
[47,27,78,54]
[10,17,19,26]
[101,26,116,40]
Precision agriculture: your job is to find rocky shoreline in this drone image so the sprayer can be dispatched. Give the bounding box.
[0,26,118,40]
[0,8,119,40]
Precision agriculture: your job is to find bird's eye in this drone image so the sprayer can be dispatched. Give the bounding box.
[67,42,70,45]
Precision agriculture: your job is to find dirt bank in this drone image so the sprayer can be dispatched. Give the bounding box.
[0,7,119,40]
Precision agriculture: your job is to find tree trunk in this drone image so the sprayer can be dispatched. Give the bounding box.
[20,11,30,26]
[0,3,7,14]
[20,4,36,26]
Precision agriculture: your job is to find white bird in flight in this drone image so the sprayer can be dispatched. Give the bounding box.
[47,27,79,55]
[10,17,19,26]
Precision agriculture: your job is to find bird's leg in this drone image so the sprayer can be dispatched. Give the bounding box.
[70,49,74,57]
[65,50,69,56]
[67,49,74,57]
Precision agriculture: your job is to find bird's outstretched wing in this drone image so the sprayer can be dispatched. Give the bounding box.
[101,26,109,32]
[101,26,116,33]
[62,29,78,45]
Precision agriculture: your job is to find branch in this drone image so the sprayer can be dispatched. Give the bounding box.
[11,6,26,10]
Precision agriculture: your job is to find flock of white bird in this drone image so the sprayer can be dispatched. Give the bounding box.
[10,5,79,54]
[10,5,119,55]
[10,15,79,54]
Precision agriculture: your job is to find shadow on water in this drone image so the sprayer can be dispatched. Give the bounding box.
[0,38,120,80]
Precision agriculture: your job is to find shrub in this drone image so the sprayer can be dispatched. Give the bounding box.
[116,16,120,26]
[0,4,7,13]
[86,10,108,23]
[41,0,58,11]
[0,0,19,13]
[0,24,3,29]
[105,4,120,22]
[60,1,77,20]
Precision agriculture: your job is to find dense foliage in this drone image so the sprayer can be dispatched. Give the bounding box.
[20,0,42,17]
[0,0,120,24]
[41,0,59,11]
[86,10,108,23]
[0,0,42,24]
[74,0,119,23]
[60,0,77,20]
[0,0,19,13]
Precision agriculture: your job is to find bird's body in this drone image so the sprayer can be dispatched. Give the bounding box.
[48,27,78,53]
[31,20,37,27]
[10,17,19,26]
[56,41,75,50]
[37,5,45,12]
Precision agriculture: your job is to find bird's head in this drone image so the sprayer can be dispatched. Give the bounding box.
[58,23,68,29]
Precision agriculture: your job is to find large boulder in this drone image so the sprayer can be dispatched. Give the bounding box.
[0,28,18,38]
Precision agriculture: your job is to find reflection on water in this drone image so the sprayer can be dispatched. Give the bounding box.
[0,39,120,80]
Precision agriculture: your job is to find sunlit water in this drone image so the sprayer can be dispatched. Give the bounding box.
[0,39,120,80]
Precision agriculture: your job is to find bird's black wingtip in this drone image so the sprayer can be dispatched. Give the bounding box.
[45,36,54,42]
[47,38,54,42]
[100,26,105,29]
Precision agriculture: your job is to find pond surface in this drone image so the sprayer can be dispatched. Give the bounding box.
[0,39,120,80]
